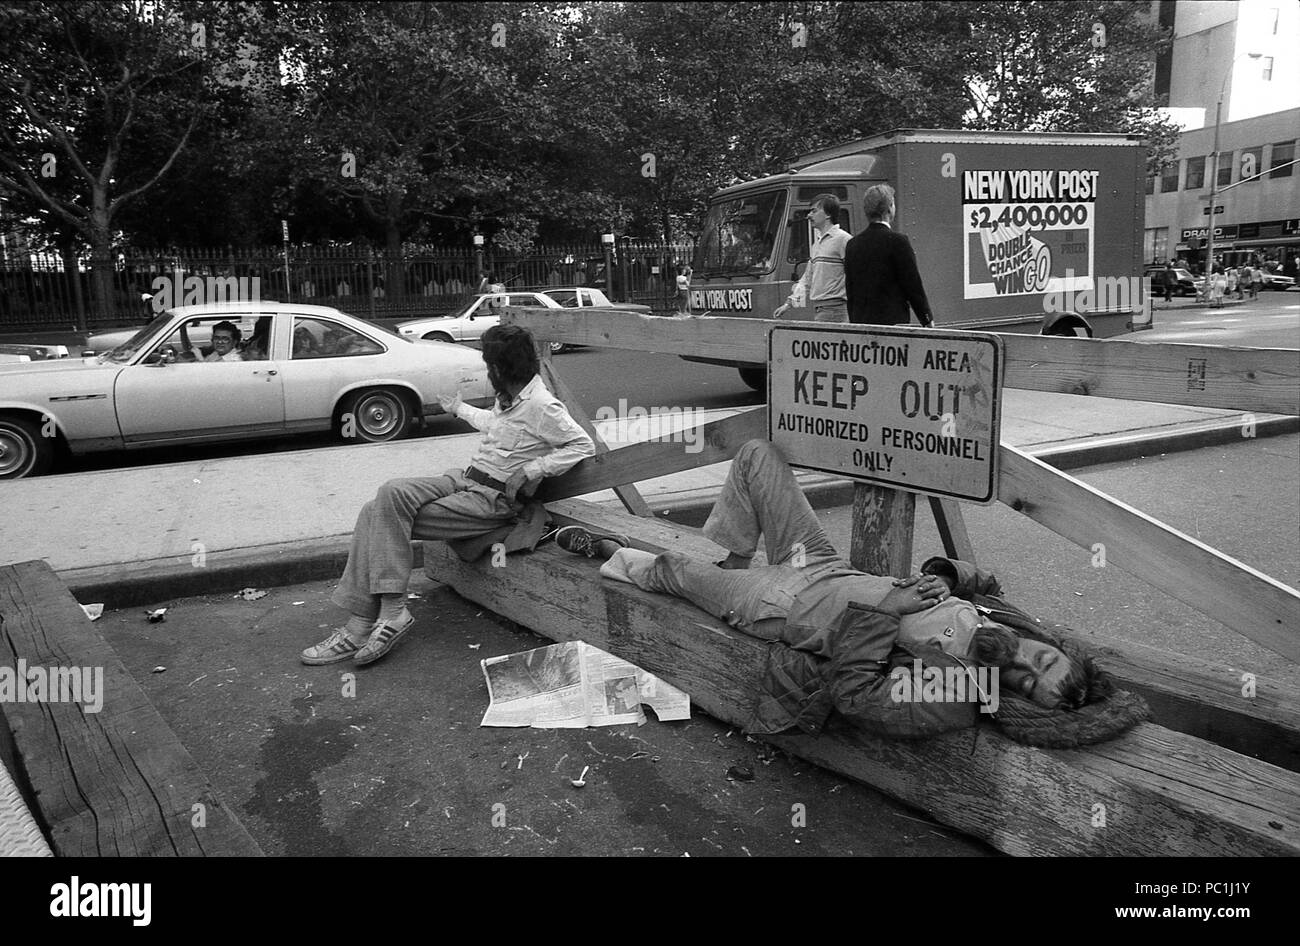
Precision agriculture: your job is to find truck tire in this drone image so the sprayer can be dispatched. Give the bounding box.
[338,388,412,443]
[738,366,766,391]
[0,415,54,479]
[1041,314,1094,338]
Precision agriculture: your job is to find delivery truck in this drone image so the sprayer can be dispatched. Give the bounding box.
[684,128,1151,389]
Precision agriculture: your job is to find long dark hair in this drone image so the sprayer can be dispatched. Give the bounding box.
[480,324,539,392]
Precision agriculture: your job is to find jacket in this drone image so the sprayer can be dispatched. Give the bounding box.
[747,556,1056,739]
[844,222,934,326]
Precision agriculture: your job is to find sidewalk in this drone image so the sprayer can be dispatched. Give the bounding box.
[1,387,1294,603]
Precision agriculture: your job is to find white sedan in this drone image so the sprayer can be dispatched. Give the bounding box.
[0,302,495,478]
[397,292,561,345]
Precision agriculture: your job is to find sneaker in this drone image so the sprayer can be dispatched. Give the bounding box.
[301,629,366,665]
[354,609,416,666]
[554,526,630,558]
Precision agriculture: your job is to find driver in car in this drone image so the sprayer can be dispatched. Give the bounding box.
[205,321,244,362]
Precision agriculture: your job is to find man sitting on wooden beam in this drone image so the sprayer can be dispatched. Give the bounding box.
[556,439,1147,748]
[302,324,595,668]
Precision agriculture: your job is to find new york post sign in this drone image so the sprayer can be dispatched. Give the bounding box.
[768,325,1004,503]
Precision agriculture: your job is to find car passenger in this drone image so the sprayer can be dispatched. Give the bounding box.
[241,316,272,360]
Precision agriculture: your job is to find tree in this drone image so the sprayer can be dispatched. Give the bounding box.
[955,1,1180,171]
[0,1,269,322]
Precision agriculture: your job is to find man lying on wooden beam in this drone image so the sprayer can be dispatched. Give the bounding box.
[302,324,595,668]
[555,439,1148,748]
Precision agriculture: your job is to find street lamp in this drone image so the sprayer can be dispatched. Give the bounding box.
[601,232,615,298]
[472,233,485,286]
[1204,52,1262,293]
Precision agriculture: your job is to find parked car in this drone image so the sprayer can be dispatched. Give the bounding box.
[396,291,576,352]
[83,319,159,354]
[1145,266,1198,297]
[0,302,494,479]
[540,287,654,315]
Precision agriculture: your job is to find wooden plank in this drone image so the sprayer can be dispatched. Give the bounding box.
[538,353,652,517]
[533,501,1300,771]
[929,496,976,563]
[534,406,768,502]
[1085,632,1300,773]
[999,444,1300,662]
[850,484,915,576]
[504,309,1300,415]
[0,561,263,856]
[998,333,1300,417]
[424,522,1300,856]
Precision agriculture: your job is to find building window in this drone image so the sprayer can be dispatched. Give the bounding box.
[1261,57,1274,81]
[1271,140,1295,178]
[1185,156,1206,189]
[1216,151,1233,186]
[1161,160,1180,193]
[1145,174,1155,195]
[1241,147,1264,182]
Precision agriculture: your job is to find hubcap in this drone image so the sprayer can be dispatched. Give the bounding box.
[0,429,31,477]
[359,397,399,437]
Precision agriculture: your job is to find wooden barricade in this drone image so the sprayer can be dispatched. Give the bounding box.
[0,561,263,856]
[421,306,1300,855]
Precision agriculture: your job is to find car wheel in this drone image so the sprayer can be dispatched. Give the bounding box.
[738,366,766,391]
[548,340,568,354]
[423,332,455,343]
[0,415,54,479]
[338,389,411,444]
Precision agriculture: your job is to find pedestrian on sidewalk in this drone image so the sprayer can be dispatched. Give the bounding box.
[1162,260,1174,303]
[301,324,595,668]
[774,194,851,323]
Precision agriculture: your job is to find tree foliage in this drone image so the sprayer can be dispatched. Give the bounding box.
[1,0,1178,263]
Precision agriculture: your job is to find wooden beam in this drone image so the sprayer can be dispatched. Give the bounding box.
[424,518,1300,856]
[502,309,1300,415]
[538,351,652,517]
[850,484,915,576]
[534,406,768,502]
[929,496,976,563]
[0,561,263,856]
[535,500,1300,771]
[1084,632,1300,774]
[998,444,1300,662]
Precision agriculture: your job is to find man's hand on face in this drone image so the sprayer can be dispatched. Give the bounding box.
[504,470,543,503]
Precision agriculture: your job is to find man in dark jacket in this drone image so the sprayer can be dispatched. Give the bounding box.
[557,440,1142,746]
[844,183,935,327]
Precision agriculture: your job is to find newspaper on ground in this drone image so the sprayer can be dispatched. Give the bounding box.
[479,640,691,728]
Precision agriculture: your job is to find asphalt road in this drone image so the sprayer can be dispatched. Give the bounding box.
[37,294,1300,476]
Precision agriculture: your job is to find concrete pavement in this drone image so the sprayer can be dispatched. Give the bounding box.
[1,386,1294,604]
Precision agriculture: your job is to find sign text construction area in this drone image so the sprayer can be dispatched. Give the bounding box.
[768,325,1004,503]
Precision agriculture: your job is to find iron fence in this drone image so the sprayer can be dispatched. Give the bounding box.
[0,240,697,331]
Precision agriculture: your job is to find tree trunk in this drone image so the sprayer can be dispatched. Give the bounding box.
[88,187,115,324]
[384,192,403,302]
[59,239,86,333]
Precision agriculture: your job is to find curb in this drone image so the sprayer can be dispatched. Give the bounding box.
[63,417,1298,610]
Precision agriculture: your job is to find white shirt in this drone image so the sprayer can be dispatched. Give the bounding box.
[790,224,849,305]
[452,375,595,482]
[205,349,243,362]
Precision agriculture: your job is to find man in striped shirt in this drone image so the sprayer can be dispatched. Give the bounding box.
[774,194,850,323]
